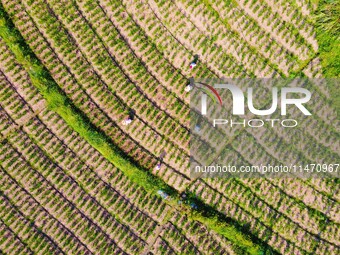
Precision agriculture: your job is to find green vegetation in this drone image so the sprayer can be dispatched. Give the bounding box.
[0,5,266,254]
[315,0,340,39]
[0,0,338,254]
[0,5,172,195]
[314,0,340,113]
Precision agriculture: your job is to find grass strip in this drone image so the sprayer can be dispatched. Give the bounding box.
[0,4,269,254]
[314,0,339,114]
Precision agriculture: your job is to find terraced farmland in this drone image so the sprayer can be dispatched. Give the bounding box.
[0,0,339,254]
